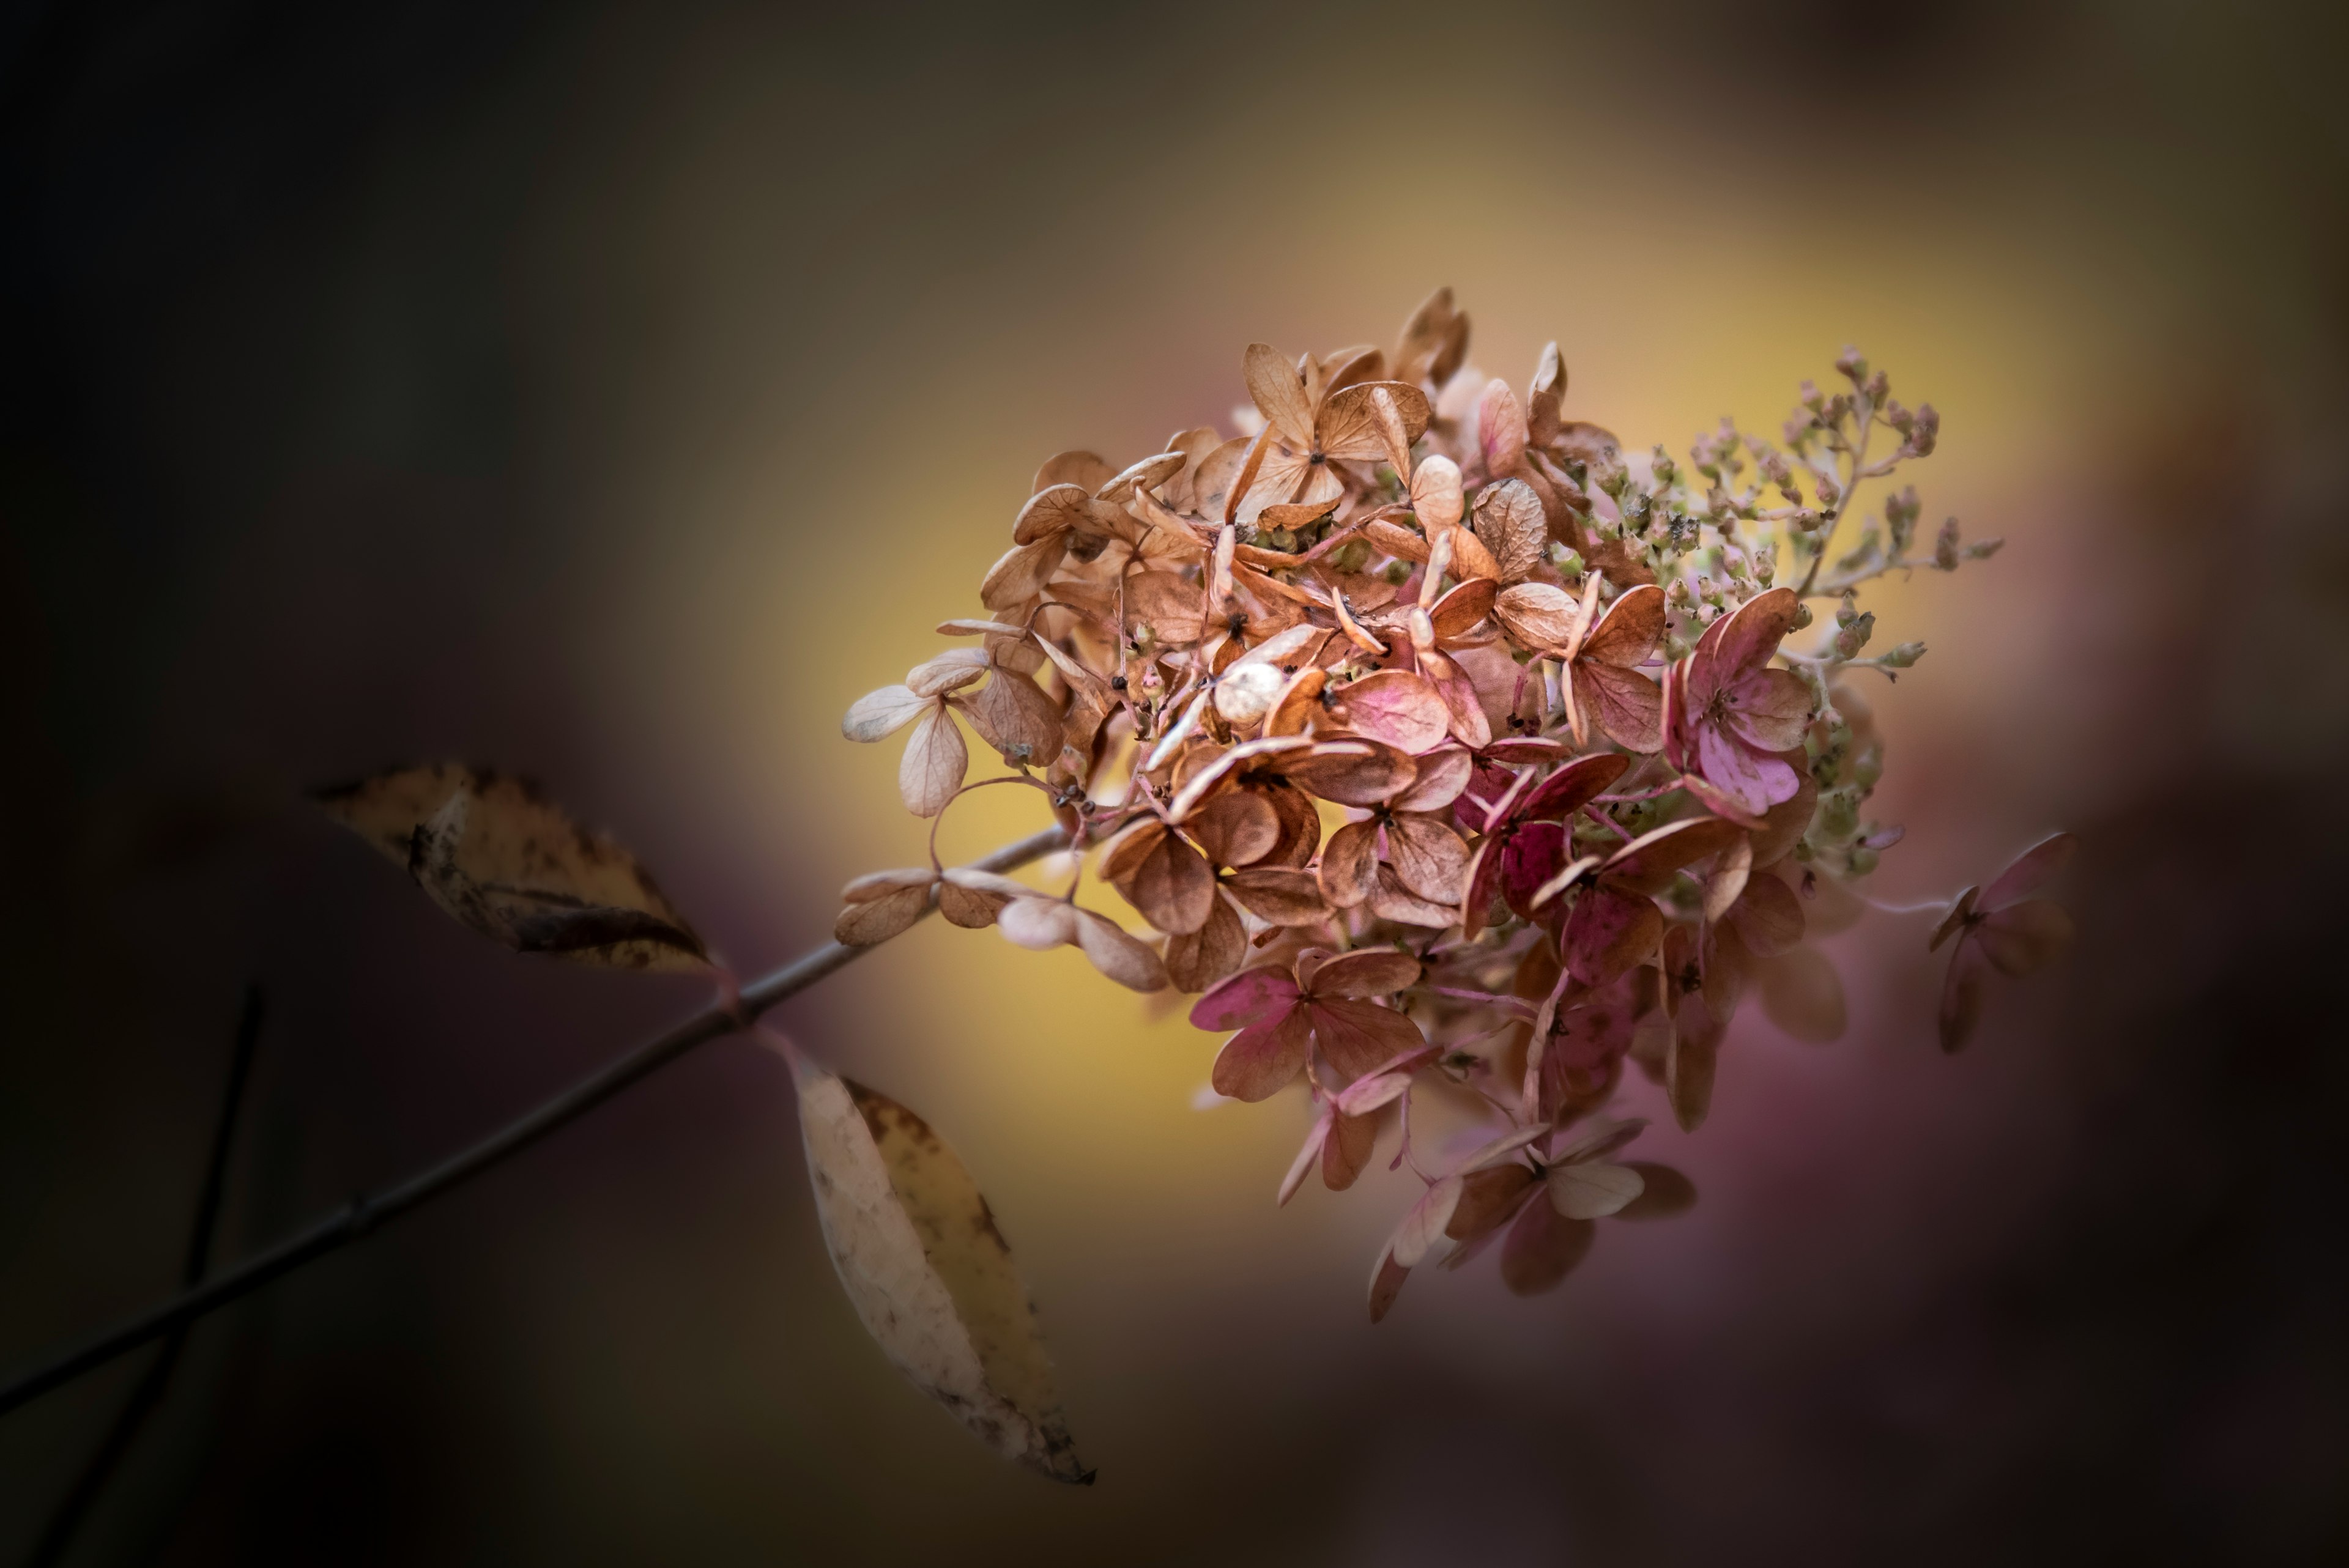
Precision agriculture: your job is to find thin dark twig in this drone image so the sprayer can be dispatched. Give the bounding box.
[0,824,1070,1421]
[27,986,264,1568]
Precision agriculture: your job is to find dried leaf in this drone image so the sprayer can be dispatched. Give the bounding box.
[317,764,707,971]
[788,1049,1091,1484]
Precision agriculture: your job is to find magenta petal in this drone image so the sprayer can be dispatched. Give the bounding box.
[1520,752,1631,822]
[1694,723,1798,815]
[1190,964,1302,1029]
[1501,821,1569,921]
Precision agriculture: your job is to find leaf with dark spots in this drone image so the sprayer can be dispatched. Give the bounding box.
[315,763,708,972]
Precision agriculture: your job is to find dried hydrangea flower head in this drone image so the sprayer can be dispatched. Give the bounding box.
[839,291,2072,1318]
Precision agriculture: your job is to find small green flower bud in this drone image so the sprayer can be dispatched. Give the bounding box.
[1833,610,1875,660]
[1934,517,1962,571]
[1852,744,1884,788]
[1383,561,1411,585]
[1965,538,2003,560]
[1849,845,1880,876]
[1835,347,1868,385]
[1880,642,1925,668]
[1791,602,1814,631]
[1835,591,1860,628]
[1549,542,1583,576]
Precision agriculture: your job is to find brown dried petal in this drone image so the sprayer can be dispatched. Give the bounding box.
[1127,830,1216,934]
[1074,910,1170,992]
[1095,451,1186,503]
[1014,484,1096,545]
[1279,740,1419,807]
[1164,893,1247,993]
[1364,518,1431,563]
[1573,662,1664,753]
[835,882,935,945]
[1368,864,1457,928]
[1478,379,1527,478]
[1188,788,1280,868]
[1319,380,1431,462]
[1391,745,1473,813]
[1527,342,1566,446]
[1317,818,1380,909]
[898,703,967,817]
[1410,455,1465,531]
[1472,479,1548,585]
[957,671,1063,767]
[1222,865,1329,926]
[1548,1160,1644,1221]
[1386,812,1468,904]
[1032,450,1115,495]
[1666,1021,1716,1132]
[1242,342,1318,450]
[981,538,1067,610]
[1308,946,1422,999]
[1494,582,1580,649]
[1323,1109,1379,1192]
[1427,577,1498,641]
[1578,584,1666,667]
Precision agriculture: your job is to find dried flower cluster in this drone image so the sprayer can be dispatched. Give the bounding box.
[841,290,2073,1320]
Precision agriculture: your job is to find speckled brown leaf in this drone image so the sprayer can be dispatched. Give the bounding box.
[316,764,708,971]
[787,1049,1091,1484]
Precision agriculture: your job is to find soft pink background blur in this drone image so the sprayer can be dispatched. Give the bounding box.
[2,2,2342,1562]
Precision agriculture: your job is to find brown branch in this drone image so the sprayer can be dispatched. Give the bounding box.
[0,825,1072,1421]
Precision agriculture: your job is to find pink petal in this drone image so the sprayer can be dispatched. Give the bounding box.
[1520,752,1632,822]
[1695,722,1799,815]
[1189,965,1302,1030]
[1562,885,1664,988]
[1722,667,1814,752]
[1498,1198,1595,1296]
[1981,832,2079,912]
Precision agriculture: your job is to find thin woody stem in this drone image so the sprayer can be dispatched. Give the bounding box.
[0,823,1072,1422]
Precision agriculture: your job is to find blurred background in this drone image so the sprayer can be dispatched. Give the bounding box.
[1,1,2343,1562]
